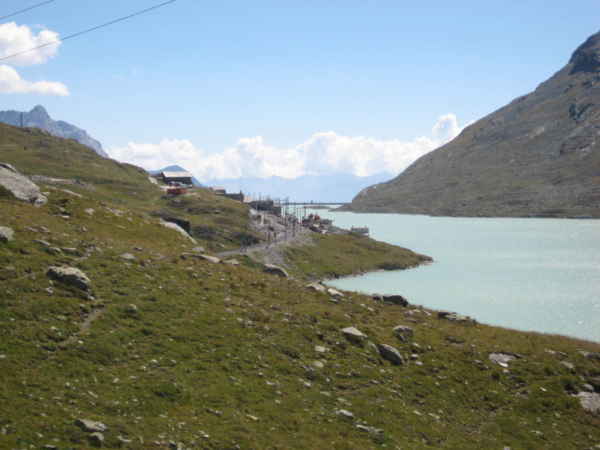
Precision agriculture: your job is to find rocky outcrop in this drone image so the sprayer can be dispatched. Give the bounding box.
[47,267,91,290]
[74,418,107,433]
[342,30,600,218]
[0,165,47,206]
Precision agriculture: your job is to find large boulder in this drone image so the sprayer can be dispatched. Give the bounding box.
[378,344,404,365]
[263,264,289,278]
[0,226,13,243]
[0,165,47,206]
[47,267,91,290]
[382,294,409,307]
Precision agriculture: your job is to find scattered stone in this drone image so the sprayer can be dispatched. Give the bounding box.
[575,392,600,411]
[545,349,567,357]
[39,226,50,234]
[335,410,354,419]
[85,208,95,215]
[0,226,14,243]
[327,288,343,297]
[306,283,326,293]
[315,346,327,353]
[117,436,132,443]
[341,327,367,339]
[160,220,197,243]
[44,445,58,450]
[132,246,143,252]
[489,353,517,367]
[34,239,51,248]
[126,304,138,314]
[49,247,62,253]
[263,264,289,278]
[438,310,468,322]
[393,325,414,335]
[62,247,78,253]
[582,383,595,392]
[191,246,205,254]
[75,418,108,432]
[225,259,241,266]
[89,432,104,442]
[560,361,575,370]
[378,344,404,365]
[47,267,91,290]
[578,350,600,361]
[121,253,136,260]
[313,360,324,369]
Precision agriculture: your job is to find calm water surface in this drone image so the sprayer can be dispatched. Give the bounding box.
[303,207,600,342]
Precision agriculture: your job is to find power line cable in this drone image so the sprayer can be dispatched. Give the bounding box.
[0,0,177,63]
[0,0,55,21]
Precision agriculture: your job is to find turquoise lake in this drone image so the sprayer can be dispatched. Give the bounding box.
[300,207,600,343]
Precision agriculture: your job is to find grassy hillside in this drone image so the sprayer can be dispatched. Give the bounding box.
[1,124,599,449]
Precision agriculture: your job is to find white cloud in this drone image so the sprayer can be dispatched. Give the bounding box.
[0,22,60,66]
[108,114,470,182]
[0,64,69,96]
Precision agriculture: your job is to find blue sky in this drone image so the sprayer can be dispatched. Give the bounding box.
[1,0,600,181]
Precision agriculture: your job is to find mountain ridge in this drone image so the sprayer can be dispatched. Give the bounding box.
[341,30,600,218]
[0,105,107,158]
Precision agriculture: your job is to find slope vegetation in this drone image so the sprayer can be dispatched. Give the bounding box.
[344,30,600,218]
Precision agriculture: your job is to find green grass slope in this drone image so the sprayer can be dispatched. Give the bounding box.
[0,176,598,449]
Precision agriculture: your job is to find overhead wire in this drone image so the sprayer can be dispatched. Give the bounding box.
[0,0,177,63]
[0,0,55,21]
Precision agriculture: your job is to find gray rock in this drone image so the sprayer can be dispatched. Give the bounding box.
[306,283,326,293]
[0,162,20,174]
[62,247,78,253]
[89,432,104,442]
[225,259,240,266]
[0,226,14,243]
[582,383,595,392]
[34,239,51,248]
[437,310,468,322]
[47,267,91,290]
[44,445,58,450]
[160,220,197,243]
[121,253,136,260]
[0,165,47,206]
[587,377,600,392]
[393,325,414,334]
[75,418,108,432]
[341,327,367,339]
[39,226,50,234]
[126,304,138,314]
[315,345,327,353]
[191,246,205,254]
[578,349,600,361]
[575,392,600,411]
[117,436,132,443]
[335,409,354,419]
[180,253,220,264]
[561,361,575,370]
[263,264,289,277]
[382,294,409,306]
[327,288,343,297]
[489,353,516,366]
[378,344,404,365]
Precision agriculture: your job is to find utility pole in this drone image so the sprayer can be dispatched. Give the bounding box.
[1,121,3,142]
[20,113,23,128]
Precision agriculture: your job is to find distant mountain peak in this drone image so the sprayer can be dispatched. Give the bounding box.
[0,106,107,158]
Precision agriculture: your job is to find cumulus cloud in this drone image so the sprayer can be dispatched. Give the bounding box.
[0,64,69,96]
[0,22,60,66]
[108,114,470,182]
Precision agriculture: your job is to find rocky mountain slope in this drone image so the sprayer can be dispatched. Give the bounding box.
[343,30,600,218]
[0,105,108,158]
